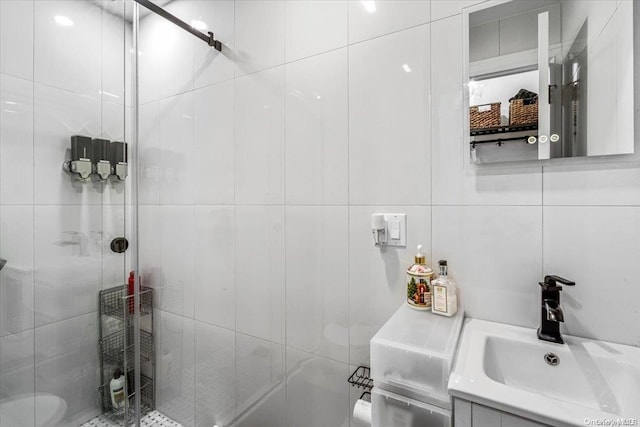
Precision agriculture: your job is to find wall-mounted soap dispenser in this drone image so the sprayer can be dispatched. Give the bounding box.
[109,141,128,181]
[65,135,93,180]
[63,136,128,181]
[92,138,111,181]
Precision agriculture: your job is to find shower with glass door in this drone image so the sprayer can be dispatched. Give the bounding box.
[0,0,294,424]
[0,0,153,425]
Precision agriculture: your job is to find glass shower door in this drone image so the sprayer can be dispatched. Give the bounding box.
[0,0,137,425]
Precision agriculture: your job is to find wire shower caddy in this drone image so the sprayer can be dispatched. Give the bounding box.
[98,285,155,424]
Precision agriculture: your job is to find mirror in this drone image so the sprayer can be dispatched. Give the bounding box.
[464,0,635,163]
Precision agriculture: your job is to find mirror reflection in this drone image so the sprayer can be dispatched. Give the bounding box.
[466,0,634,163]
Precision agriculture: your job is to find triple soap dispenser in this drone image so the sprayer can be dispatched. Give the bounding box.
[407,245,458,316]
[64,135,128,181]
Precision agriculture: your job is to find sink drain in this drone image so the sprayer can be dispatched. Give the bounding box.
[544,352,560,366]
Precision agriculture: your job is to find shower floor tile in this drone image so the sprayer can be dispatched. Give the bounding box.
[80,410,182,427]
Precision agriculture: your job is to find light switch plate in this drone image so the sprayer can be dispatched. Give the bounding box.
[383,214,406,247]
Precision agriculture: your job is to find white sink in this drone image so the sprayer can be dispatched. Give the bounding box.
[448,319,640,426]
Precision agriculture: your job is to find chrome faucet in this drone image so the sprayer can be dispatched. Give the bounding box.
[537,275,575,344]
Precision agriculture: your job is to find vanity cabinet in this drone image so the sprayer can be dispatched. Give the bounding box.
[454,398,549,427]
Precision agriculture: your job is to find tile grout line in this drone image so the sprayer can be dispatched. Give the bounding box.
[429,12,434,295]
[281,3,288,423]
[232,0,239,423]
[346,0,352,391]
[31,0,37,419]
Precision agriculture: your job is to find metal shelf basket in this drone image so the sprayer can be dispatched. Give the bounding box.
[99,374,154,423]
[100,328,154,366]
[348,366,373,391]
[100,285,153,321]
[98,283,155,423]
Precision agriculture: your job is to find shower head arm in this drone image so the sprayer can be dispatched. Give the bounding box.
[133,0,222,51]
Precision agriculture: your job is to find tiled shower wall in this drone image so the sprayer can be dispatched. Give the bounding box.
[137,1,640,427]
[0,1,130,425]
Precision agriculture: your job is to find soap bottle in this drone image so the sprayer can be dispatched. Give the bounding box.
[431,260,458,317]
[406,244,433,310]
[127,271,135,314]
[109,368,125,411]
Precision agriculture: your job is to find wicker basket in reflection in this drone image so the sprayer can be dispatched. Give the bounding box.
[509,98,538,126]
[470,102,501,130]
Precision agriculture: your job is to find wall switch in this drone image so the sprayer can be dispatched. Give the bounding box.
[389,220,400,239]
[383,214,406,247]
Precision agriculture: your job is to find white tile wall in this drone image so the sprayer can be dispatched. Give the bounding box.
[349,25,431,205]
[431,206,543,329]
[285,206,349,362]
[0,0,34,81]
[348,0,430,44]
[0,206,34,336]
[234,66,285,205]
[139,0,195,103]
[193,206,235,330]
[159,206,195,317]
[0,75,33,205]
[430,0,487,22]
[34,0,102,96]
[543,207,640,346]
[102,203,126,288]
[193,0,235,89]
[194,80,235,205]
[542,163,640,206]
[155,310,196,426]
[138,101,161,204]
[101,2,129,105]
[138,204,163,298]
[285,48,348,205]
[135,2,640,427]
[0,330,35,402]
[235,206,285,344]
[235,0,285,77]
[34,204,103,327]
[159,92,195,205]
[285,0,348,62]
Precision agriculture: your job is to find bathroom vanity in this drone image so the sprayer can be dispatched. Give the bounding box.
[448,319,640,427]
[453,399,547,427]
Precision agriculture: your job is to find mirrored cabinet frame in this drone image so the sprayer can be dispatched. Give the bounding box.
[461,0,639,166]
